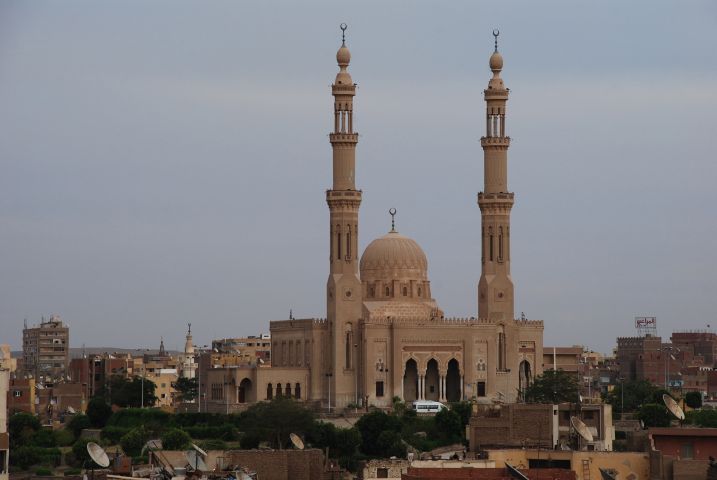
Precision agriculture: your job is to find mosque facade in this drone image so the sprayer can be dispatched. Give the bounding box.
[202,29,544,411]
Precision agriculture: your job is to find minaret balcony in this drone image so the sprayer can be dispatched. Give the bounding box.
[477,192,514,209]
[329,133,359,143]
[480,136,510,148]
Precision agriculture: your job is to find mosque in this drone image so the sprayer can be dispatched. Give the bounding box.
[203,27,544,411]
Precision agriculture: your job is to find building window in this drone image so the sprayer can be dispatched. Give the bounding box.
[376,381,384,397]
[295,383,301,399]
[498,226,504,261]
[489,227,494,261]
[285,383,292,397]
[266,383,273,400]
[497,328,506,372]
[377,468,389,478]
[680,443,694,459]
[477,382,486,397]
[385,286,390,297]
[403,286,408,296]
[418,287,422,297]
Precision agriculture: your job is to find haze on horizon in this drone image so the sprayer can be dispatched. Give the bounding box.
[1,1,716,355]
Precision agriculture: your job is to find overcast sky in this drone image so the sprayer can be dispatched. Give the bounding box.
[1,1,716,354]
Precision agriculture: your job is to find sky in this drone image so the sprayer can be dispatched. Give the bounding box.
[1,1,716,355]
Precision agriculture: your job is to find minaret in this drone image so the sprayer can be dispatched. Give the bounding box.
[184,323,194,356]
[478,30,515,322]
[326,24,362,407]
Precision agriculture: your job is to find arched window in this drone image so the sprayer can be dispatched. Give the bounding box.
[489,227,494,262]
[418,287,422,297]
[345,324,353,369]
[295,383,301,399]
[498,227,504,262]
[285,383,292,397]
[403,286,408,296]
[266,383,273,400]
[276,383,282,398]
[497,326,506,372]
[481,227,485,264]
[385,286,390,297]
[337,226,342,261]
[346,225,351,260]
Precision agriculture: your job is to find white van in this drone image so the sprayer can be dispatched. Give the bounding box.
[411,400,447,413]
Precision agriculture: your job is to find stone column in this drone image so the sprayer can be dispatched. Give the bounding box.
[459,374,464,400]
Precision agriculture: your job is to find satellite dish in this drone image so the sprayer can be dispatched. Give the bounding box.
[185,450,208,471]
[663,394,685,421]
[67,406,76,414]
[505,463,530,480]
[87,442,110,468]
[191,443,208,457]
[570,416,594,442]
[599,468,618,480]
[289,433,305,450]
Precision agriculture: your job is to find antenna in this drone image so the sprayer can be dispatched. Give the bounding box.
[663,393,685,421]
[570,416,594,443]
[289,433,305,450]
[87,442,110,468]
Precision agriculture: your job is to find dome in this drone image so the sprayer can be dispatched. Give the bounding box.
[360,231,428,282]
[489,51,503,72]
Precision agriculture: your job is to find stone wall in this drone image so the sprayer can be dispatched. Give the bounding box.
[225,449,326,480]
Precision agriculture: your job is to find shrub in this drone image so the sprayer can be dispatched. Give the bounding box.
[9,413,41,448]
[71,439,92,467]
[120,427,150,457]
[32,428,57,448]
[9,446,61,470]
[35,467,53,476]
[101,426,131,444]
[685,391,703,409]
[87,398,113,428]
[67,414,92,439]
[54,429,76,447]
[197,439,227,450]
[160,428,191,451]
[64,468,82,476]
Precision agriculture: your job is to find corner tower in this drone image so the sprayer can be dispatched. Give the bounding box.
[326,24,361,407]
[478,31,515,322]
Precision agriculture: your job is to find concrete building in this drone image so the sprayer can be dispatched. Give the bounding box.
[648,428,717,479]
[68,353,133,399]
[7,377,35,414]
[671,331,717,368]
[212,334,271,365]
[22,314,70,382]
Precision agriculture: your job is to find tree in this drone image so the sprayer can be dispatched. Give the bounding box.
[355,410,402,456]
[449,402,473,429]
[174,377,198,402]
[120,426,150,457]
[160,428,191,451]
[236,397,315,449]
[376,430,406,458]
[685,391,702,409]
[71,438,93,467]
[435,409,463,441]
[638,403,671,428]
[87,398,113,428]
[97,375,157,408]
[604,380,663,415]
[67,414,92,439]
[8,412,41,448]
[524,370,579,404]
[333,427,362,459]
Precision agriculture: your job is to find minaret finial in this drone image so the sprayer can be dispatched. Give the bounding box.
[187,322,191,335]
[389,208,397,232]
[340,23,347,45]
[493,29,500,53]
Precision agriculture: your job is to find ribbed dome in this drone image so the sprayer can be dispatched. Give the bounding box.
[360,231,428,282]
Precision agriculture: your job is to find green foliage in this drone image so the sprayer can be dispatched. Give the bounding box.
[685,391,702,409]
[376,430,407,458]
[64,468,82,476]
[9,412,41,448]
[637,403,672,427]
[333,428,362,459]
[87,398,113,428]
[434,408,463,442]
[101,426,132,444]
[183,424,237,440]
[174,377,198,402]
[686,409,717,427]
[450,402,472,429]
[35,467,53,476]
[604,380,665,415]
[197,439,228,450]
[71,438,92,467]
[9,446,61,470]
[355,410,402,456]
[32,428,57,448]
[235,397,315,449]
[67,414,92,439]
[524,369,579,404]
[54,429,76,447]
[106,408,170,435]
[160,428,191,451]
[120,426,150,457]
[97,375,157,408]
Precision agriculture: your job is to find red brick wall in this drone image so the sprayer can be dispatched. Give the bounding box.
[402,467,576,480]
[226,449,325,480]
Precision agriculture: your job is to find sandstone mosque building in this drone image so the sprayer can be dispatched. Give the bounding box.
[203,28,544,411]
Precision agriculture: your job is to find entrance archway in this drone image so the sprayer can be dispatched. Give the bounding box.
[403,359,418,401]
[425,359,440,401]
[238,378,252,403]
[446,359,461,402]
[519,360,532,400]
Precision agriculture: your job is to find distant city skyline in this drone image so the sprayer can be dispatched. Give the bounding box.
[1,1,716,354]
